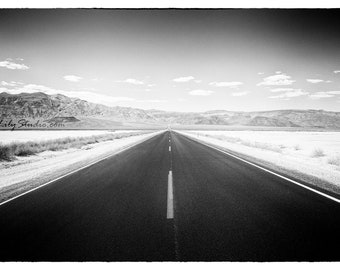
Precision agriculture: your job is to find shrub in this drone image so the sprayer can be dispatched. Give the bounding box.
[0,145,13,161]
[12,143,39,156]
[311,148,325,158]
[294,144,301,151]
[205,133,282,153]
[242,140,282,153]
[47,143,63,151]
[328,155,340,166]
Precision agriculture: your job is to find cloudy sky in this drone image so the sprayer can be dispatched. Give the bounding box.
[0,9,340,112]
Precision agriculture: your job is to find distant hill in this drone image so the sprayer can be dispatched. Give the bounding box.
[0,92,155,122]
[1,92,340,129]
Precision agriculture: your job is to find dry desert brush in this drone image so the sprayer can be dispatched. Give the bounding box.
[0,131,150,161]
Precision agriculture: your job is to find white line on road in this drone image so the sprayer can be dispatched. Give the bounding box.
[167,170,174,219]
[178,132,340,204]
[169,146,171,152]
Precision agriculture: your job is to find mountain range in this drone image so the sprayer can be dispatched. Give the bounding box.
[1,92,340,129]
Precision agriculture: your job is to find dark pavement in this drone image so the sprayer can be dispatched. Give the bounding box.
[0,131,339,261]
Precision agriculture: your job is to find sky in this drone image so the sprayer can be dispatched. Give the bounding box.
[0,9,340,112]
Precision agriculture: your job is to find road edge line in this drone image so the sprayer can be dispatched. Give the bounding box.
[175,131,340,204]
[0,131,165,207]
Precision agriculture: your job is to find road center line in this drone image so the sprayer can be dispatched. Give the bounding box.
[169,146,171,151]
[167,170,174,219]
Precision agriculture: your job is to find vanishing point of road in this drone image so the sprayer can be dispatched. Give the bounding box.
[0,131,339,261]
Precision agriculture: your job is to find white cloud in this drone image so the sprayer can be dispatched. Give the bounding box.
[148,84,156,87]
[258,72,264,75]
[0,60,29,70]
[270,88,300,92]
[136,99,166,103]
[67,92,134,105]
[189,89,214,96]
[1,81,24,87]
[334,70,340,74]
[309,92,333,99]
[145,89,152,92]
[232,91,248,96]
[306,79,324,84]
[194,80,202,83]
[0,83,134,107]
[309,91,340,99]
[124,78,144,85]
[115,78,144,85]
[269,89,308,99]
[1,81,16,87]
[0,84,57,96]
[257,74,295,86]
[209,81,243,88]
[275,71,282,74]
[63,75,83,82]
[173,76,195,82]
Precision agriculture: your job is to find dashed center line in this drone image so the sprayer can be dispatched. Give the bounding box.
[167,170,174,219]
[167,132,179,259]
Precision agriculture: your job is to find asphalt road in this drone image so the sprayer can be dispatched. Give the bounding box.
[0,131,339,261]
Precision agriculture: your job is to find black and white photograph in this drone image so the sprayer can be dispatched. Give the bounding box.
[0,0,340,265]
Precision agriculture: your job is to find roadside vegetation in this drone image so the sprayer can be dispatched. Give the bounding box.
[0,131,150,161]
[328,155,340,166]
[197,133,283,153]
[310,148,325,158]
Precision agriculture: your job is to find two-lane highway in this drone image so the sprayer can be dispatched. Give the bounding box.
[0,131,339,261]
